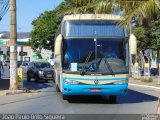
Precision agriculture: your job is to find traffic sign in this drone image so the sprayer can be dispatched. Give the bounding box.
[19,52,27,56]
[0,51,3,55]
[0,40,6,45]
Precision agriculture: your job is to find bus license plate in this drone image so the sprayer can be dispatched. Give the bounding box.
[91,89,101,92]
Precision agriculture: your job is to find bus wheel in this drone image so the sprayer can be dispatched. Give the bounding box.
[56,84,60,92]
[62,95,68,100]
[109,95,117,104]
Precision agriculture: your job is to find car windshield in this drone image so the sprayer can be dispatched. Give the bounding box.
[35,63,51,68]
[62,38,129,75]
[22,62,29,66]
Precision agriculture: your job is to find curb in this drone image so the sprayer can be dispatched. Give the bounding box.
[129,83,160,91]
[0,89,31,96]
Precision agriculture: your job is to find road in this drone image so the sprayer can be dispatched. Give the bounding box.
[0,67,160,120]
[0,79,159,114]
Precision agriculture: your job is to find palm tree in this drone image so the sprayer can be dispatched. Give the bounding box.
[63,0,160,26]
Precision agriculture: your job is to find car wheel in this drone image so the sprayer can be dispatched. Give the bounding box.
[27,73,31,82]
[45,80,48,83]
[35,74,40,83]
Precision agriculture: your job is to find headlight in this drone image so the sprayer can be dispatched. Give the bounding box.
[113,80,128,84]
[64,79,79,85]
[38,71,44,74]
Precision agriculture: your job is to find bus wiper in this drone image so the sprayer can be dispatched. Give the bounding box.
[80,50,92,75]
[104,57,115,75]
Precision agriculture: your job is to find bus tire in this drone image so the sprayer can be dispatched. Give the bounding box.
[56,84,60,92]
[109,95,117,104]
[62,95,68,100]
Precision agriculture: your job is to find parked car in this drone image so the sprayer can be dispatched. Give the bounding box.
[2,61,7,66]
[150,68,158,76]
[27,62,54,82]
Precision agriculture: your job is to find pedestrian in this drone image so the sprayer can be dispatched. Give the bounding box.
[0,61,4,80]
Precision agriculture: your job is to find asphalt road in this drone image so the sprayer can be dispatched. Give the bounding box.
[0,67,160,120]
[0,79,159,115]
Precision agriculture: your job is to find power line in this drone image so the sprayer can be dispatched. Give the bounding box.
[0,0,9,21]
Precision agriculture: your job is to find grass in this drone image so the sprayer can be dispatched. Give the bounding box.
[133,78,141,80]
[141,78,153,83]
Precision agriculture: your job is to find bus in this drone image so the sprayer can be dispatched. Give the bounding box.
[54,14,137,102]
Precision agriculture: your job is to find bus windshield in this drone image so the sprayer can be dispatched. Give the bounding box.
[62,38,129,75]
[63,20,126,37]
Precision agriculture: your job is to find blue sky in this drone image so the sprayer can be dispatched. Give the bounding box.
[0,0,64,32]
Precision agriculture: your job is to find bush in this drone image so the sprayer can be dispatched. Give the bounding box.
[134,78,141,80]
[141,78,153,82]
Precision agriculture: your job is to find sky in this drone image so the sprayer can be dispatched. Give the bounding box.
[0,0,64,32]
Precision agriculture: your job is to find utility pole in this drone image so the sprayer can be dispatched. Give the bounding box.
[10,0,18,90]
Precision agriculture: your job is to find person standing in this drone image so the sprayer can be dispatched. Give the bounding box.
[0,61,4,80]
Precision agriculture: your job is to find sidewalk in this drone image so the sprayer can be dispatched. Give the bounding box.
[0,78,28,96]
[129,76,160,88]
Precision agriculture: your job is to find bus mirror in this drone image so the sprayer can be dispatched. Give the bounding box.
[54,34,62,55]
[129,34,137,55]
[54,55,61,64]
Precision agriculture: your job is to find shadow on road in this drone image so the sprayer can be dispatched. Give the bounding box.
[0,78,10,90]
[23,79,53,90]
[118,89,158,104]
[66,89,158,104]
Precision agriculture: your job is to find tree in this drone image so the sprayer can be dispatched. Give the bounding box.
[132,26,149,51]
[132,12,160,51]
[29,11,60,52]
[29,0,95,53]
[29,0,160,53]
[148,13,160,50]
[63,0,160,26]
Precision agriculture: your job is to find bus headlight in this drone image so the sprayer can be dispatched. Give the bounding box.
[113,80,128,84]
[64,79,79,85]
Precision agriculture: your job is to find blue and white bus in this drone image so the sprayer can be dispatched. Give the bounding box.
[54,14,136,102]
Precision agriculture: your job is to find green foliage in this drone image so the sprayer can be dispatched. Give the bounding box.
[29,0,160,53]
[141,78,153,82]
[132,12,160,51]
[133,78,141,80]
[29,11,60,52]
[132,27,150,51]
[29,0,96,53]
[148,13,160,50]
[63,0,160,27]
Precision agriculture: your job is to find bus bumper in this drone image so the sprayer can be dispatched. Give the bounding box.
[62,84,128,96]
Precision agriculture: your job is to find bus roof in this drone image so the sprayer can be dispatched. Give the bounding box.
[63,14,123,21]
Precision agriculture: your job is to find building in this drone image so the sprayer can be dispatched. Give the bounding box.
[0,38,52,62]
